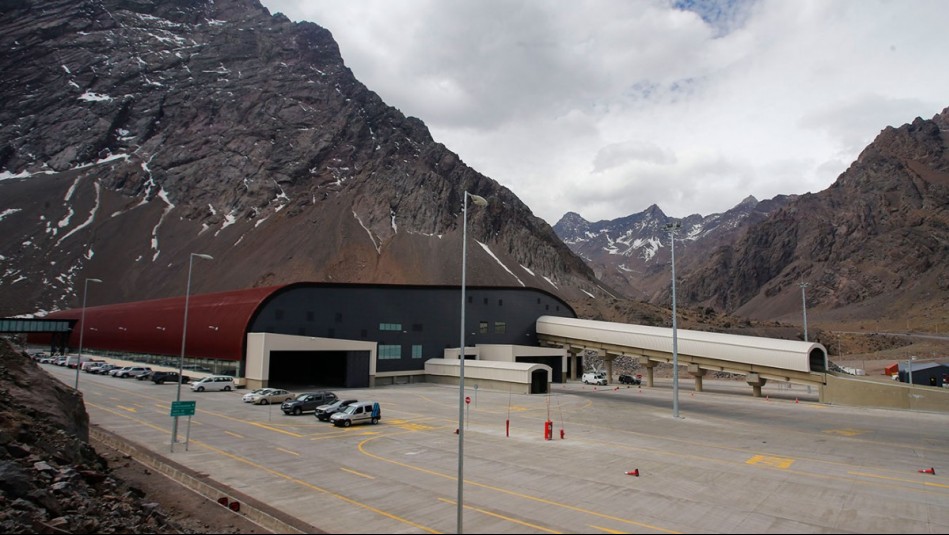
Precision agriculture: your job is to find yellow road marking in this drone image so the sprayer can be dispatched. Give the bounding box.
[589,525,629,534]
[823,428,866,437]
[224,431,243,439]
[246,421,304,437]
[116,405,138,413]
[438,497,562,534]
[341,467,374,479]
[850,471,949,489]
[746,455,794,469]
[276,447,300,457]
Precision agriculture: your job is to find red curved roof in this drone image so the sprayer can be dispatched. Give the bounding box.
[45,285,285,361]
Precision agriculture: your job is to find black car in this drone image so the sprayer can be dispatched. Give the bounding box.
[151,371,191,385]
[281,391,337,415]
[315,398,358,421]
[618,374,641,385]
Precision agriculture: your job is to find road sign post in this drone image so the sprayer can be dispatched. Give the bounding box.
[170,401,196,452]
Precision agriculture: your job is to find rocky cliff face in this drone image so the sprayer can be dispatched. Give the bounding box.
[679,109,949,329]
[0,0,606,316]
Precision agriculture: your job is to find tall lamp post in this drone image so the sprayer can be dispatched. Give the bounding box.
[458,191,487,535]
[74,277,102,390]
[664,222,681,419]
[799,279,809,342]
[172,253,213,446]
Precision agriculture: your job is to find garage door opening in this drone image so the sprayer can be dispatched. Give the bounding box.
[530,369,548,394]
[268,350,370,389]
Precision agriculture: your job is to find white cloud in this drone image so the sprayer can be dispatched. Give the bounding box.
[261,0,949,223]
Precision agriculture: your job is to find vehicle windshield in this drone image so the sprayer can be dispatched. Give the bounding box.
[341,404,358,415]
[295,394,310,401]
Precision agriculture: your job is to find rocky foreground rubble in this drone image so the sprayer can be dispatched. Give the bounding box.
[0,339,192,534]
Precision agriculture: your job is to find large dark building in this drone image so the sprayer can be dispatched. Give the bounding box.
[35,283,576,390]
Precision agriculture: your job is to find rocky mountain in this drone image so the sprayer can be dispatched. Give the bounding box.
[553,195,793,302]
[678,108,949,331]
[0,0,609,317]
[562,108,948,333]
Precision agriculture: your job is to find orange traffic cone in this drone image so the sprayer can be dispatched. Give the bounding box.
[919,467,935,475]
[625,469,639,477]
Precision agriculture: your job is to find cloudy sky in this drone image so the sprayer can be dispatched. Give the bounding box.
[259,0,949,225]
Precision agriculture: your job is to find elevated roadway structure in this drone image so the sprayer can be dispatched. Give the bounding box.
[537,315,828,397]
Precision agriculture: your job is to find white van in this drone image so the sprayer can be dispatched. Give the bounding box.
[581,371,607,385]
[190,375,235,392]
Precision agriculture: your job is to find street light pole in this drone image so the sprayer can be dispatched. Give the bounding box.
[799,279,809,342]
[74,277,102,390]
[458,191,487,535]
[665,222,681,419]
[172,253,212,447]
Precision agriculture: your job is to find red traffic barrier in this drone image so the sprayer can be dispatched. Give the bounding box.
[560,428,565,439]
[229,500,241,512]
[217,497,229,506]
[919,467,936,475]
[625,469,639,477]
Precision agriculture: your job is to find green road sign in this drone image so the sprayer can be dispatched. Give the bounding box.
[170,400,196,417]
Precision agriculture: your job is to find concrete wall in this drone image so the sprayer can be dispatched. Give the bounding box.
[822,373,949,412]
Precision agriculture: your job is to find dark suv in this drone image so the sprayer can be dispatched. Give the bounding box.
[618,374,641,385]
[151,371,191,385]
[315,398,358,421]
[281,391,337,415]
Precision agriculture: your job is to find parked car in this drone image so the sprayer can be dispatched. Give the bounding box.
[191,375,235,392]
[243,388,294,405]
[242,388,268,403]
[91,363,117,374]
[109,366,132,377]
[582,371,607,385]
[115,366,152,379]
[151,371,190,385]
[135,369,155,381]
[80,360,105,372]
[281,391,337,415]
[330,401,381,427]
[618,374,641,385]
[315,398,356,421]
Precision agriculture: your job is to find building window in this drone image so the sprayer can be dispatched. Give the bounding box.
[380,323,402,331]
[494,322,506,334]
[379,345,402,360]
[479,321,488,334]
[411,345,423,359]
[412,323,423,332]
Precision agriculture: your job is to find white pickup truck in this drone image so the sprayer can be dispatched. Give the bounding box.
[582,372,607,385]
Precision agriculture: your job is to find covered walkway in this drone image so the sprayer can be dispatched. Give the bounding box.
[536,316,828,397]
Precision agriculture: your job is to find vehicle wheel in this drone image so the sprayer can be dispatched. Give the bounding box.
[342,420,351,427]
[224,386,231,391]
[293,407,302,415]
[196,386,205,392]
[371,417,379,425]
[260,399,269,405]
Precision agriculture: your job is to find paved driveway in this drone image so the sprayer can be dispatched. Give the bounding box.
[48,364,949,533]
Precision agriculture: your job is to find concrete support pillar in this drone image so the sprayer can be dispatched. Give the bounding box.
[639,357,656,387]
[746,373,768,397]
[688,364,707,393]
[605,354,615,385]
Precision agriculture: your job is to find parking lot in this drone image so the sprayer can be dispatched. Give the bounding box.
[42,361,949,534]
